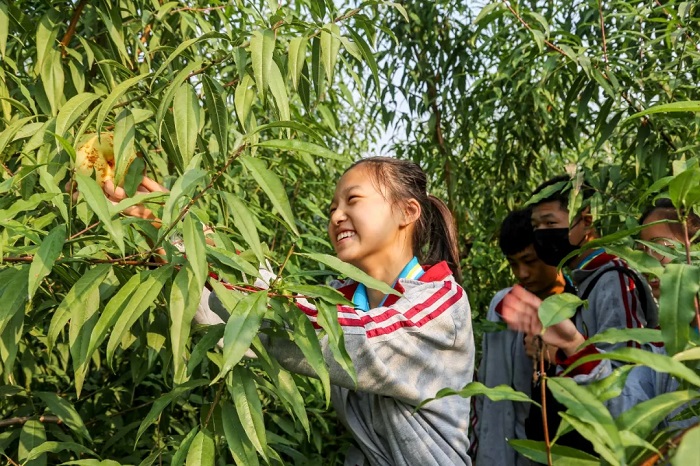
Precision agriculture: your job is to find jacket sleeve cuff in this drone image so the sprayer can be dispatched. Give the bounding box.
[555,344,601,376]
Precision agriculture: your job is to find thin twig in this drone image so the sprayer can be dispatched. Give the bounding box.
[69,221,101,240]
[60,0,89,57]
[0,415,62,428]
[598,0,609,70]
[1,162,13,177]
[3,454,20,466]
[501,0,568,57]
[171,6,227,14]
[537,338,553,466]
[204,382,225,428]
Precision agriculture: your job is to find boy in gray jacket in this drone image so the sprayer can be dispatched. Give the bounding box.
[473,208,572,466]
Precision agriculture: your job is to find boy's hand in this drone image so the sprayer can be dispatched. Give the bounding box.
[504,285,585,357]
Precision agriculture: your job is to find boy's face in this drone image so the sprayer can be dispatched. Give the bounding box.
[531,200,588,247]
[506,245,560,295]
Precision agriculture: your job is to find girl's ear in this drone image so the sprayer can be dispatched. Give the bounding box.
[401,199,421,226]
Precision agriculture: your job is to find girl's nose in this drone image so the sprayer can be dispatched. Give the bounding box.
[330,207,346,225]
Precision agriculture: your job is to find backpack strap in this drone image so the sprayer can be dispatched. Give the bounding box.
[577,265,651,325]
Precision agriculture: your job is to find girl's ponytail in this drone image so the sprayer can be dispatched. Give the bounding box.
[347,157,462,282]
[426,195,462,282]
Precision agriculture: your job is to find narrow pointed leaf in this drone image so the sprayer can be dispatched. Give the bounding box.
[19,419,46,466]
[288,305,332,405]
[320,23,340,83]
[268,61,290,122]
[300,252,399,296]
[95,73,150,136]
[287,37,308,90]
[240,155,299,235]
[202,75,228,157]
[508,439,600,465]
[255,139,344,161]
[418,381,538,410]
[75,173,125,255]
[28,225,65,300]
[112,109,136,187]
[228,367,267,459]
[55,93,99,139]
[174,84,200,167]
[183,214,208,291]
[250,29,275,99]
[185,429,215,466]
[222,192,264,264]
[616,390,700,439]
[212,285,267,382]
[35,392,91,441]
[316,300,357,384]
[170,264,203,383]
[47,265,111,351]
[221,401,260,466]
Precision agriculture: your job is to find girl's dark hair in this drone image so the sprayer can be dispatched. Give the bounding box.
[348,157,462,281]
[639,198,700,243]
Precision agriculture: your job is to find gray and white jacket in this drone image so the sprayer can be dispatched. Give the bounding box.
[202,261,475,466]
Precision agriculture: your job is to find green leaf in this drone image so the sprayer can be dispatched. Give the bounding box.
[185,429,215,466]
[672,424,700,466]
[508,439,600,465]
[41,48,64,116]
[474,2,504,25]
[95,72,150,136]
[316,299,357,384]
[658,264,700,355]
[0,2,8,58]
[268,60,290,122]
[23,442,95,464]
[300,252,399,296]
[234,75,256,129]
[187,324,225,377]
[0,117,37,161]
[151,32,227,83]
[135,379,209,445]
[174,83,200,168]
[207,246,260,278]
[673,346,700,362]
[171,426,200,466]
[625,101,700,122]
[547,377,621,448]
[288,304,332,406]
[96,6,132,67]
[284,284,352,305]
[255,139,345,161]
[35,392,91,441]
[563,347,700,388]
[220,401,260,466]
[27,225,65,300]
[228,367,267,459]
[183,214,208,290]
[75,173,125,255]
[112,108,136,187]
[160,169,208,229]
[538,292,584,328]
[616,390,699,439]
[250,29,275,100]
[221,193,264,264]
[156,61,202,144]
[202,75,228,157]
[582,328,663,347]
[47,264,111,352]
[105,266,173,367]
[55,93,99,139]
[240,155,299,235]
[19,419,46,466]
[346,27,380,98]
[170,264,203,384]
[668,167,700,209]
[287,37,308,90]
[212,285,267,382]
[418,381,537,410]
[320,23,341,83]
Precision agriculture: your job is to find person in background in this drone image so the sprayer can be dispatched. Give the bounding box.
[639,198,700,300]
[472,208,572,466]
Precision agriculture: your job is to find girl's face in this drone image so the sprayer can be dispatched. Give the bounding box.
[640,211,680,298]
[328,166,413,273]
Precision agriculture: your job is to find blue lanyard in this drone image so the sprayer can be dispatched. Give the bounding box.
[352,257,424,312]
[575,248,605,271]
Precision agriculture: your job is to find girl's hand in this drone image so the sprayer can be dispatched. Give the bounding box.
[103,176,168,226]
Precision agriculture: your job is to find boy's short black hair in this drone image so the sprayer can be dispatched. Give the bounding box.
[531,175,595,212]
[499,208,534,256]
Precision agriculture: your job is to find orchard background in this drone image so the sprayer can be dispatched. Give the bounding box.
[0,0,699,464]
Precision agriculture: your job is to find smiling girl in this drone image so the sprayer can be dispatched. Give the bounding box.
[245,157,475,466]
[102,157,475,466]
